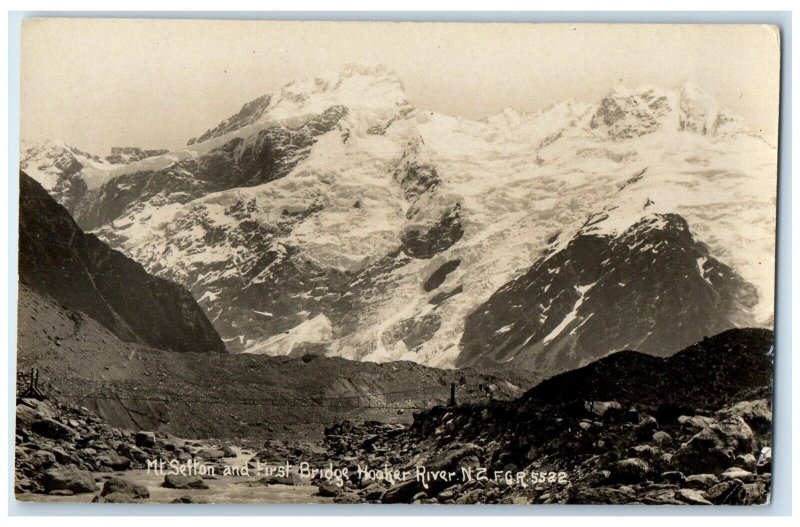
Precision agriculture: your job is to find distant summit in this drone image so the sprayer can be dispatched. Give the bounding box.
[187,63,410,146]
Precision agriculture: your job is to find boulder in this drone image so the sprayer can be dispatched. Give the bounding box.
[16,400,56,430]
[31,419,75,440]
[117,444,148,464]
[716,400,772,435]
[101,477,150,499]
[685,473,719,489]
[95,451,132,471]
[706,480,746,505]
[735,453,757,471]
[134,431,156,448]
[163,441,180,452]
[14,477,37,494]
[673,416,754,475]
[315,482,343,497]
[29,449,57,469]
[362,483,386,502]
[677,488,712,505]
[583,469,611,486]
[93,492,135,503]
[741,481,769,505]
[48,489,74,496]
[162,474,209,490]
[641,488,684,505]
[42,467,96,493]
[629,444,659,460]
[637,416,659,432]
[678,415,716,434]
[659,471,685,484]
[197,448,225,460]
[50,447,72,464]
[333,492,361,503]
[381,480,420,503]
[652,431,672,446]
[436,487,458,503]
[612,458,651,484]
[427,443,483,473]
[585,401,622,418]
[720,467,755,483]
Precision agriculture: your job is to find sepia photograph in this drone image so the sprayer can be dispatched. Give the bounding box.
[13,18,780,506]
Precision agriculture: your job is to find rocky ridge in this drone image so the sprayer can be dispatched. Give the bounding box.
[457,214,759,374]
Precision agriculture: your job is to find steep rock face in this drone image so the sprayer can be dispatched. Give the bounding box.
[393,137,442,204]
[19,140,169,213]
[590,86,662,139]
[401,203,464,259]
[71,105,350,231]
[20,140,98,212]
[188,94,272,145]
[18,172,225,353]
[457,213,759,375]
[587,84,756,142]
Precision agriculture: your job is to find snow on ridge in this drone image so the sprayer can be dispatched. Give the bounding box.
[266,63,409,121]
[107,66,409,179]
[542,281,597,344]
[20,138,120,190]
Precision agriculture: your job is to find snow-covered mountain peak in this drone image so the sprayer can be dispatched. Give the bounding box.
[19,138,118,192]
[21,138,88,163]
[184,63,410,149]
[677,82,749,138]
[589,85,662,139]
[268,63,408,120]
[576,81,764,145]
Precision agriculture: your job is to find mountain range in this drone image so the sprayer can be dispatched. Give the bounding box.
[20,64,777,376]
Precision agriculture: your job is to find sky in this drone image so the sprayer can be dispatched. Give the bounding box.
[20,19,781,154]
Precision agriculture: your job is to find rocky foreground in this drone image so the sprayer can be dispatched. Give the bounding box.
[15,328,773,505]
[14,394,772,505]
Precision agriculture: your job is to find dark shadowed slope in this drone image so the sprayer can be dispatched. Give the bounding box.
[18,171,225,353]
[458,214,759,376]
[523,327,773,410]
